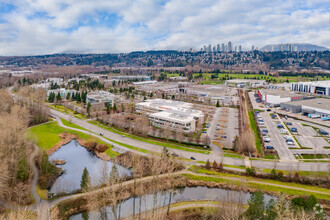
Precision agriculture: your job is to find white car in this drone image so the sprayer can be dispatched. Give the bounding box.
[263,136,270,142]
[258,121,264,125]
[287,141,294,145]
[257,115,262,118]
[280,129,287,134]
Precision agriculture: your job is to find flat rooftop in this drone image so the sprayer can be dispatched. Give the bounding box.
[226,79,266,83]
[291,81,330,87]
[259,89,304,98]
[285,98,330,111]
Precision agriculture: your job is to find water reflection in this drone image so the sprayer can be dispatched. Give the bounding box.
[70,186,276,220]
[49,140,130,194]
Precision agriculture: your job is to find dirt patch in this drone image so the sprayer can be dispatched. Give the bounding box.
[46,133,111,161]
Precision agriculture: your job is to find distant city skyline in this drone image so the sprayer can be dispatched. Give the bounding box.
[0,0,329,55]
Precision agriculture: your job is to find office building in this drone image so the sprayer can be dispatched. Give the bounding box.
[228,41,232,52]
[87,91,117,106]
[238,45,242,52]
[251,45,255,51]
[216,44,220,52]
[136,99,204,132]
[221,43,225,52]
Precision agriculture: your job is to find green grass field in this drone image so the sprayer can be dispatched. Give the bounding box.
[28,122,119,158]
[61,119,88,131]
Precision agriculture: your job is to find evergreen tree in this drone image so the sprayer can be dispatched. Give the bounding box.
[113,103,117,111]
[244,191,265,219]
[216,100,220,107]
[66,92,71,100]
[76,92,81,102]
[87,102,91,116]
[106,102,110,114]
[80,167,90,190]
[143,96,147,101]
[56,92,62,102]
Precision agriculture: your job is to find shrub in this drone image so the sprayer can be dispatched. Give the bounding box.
[212,161,218,169]
[246,167,256,176]
[205,159,211,169]
[218,162,223,171]
[270,169,277,179]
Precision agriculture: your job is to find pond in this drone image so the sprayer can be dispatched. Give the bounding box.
[49,140,130,194]
[70,186,276,220]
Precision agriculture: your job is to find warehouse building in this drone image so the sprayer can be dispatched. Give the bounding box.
[290,81,330,96]
[257,89,310,107]
[280,98,330,117]
[226,79,266,88]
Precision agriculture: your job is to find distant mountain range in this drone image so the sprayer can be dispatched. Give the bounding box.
[260,43,329,52]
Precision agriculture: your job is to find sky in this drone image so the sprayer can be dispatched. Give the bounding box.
[0,0,329,55]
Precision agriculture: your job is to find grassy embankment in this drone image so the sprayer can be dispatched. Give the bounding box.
[60,119,88,131]
[185,166,330,201]
[248,111,262,154]
[28,121,119,158]
[49,104,86,120]
[88,120,211,155]
[58,119,159,155]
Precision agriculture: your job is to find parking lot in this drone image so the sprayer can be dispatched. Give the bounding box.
[208,107,239,150]
[259,111,296,160]
[283,117,330,154]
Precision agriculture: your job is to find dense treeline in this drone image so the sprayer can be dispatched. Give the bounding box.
[0,50,328,69]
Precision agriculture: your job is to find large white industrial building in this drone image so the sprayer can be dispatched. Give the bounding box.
[290,81,330,96]
[257,89,309,107]
[136,99,204,132]
[280,98,330,117]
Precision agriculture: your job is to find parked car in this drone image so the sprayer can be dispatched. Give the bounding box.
[286,122,292,125]
[258,121,265,125]
[267,109,271,111]
[190,157,196,160]
[287,141,295,145]
[277,124,284,128]
[266,146,274,150]
[220,135,227,138]
[99,133,103,136]
[263,136,271,142]
[216,126,220,130]
[318,129,329,135]
[271,114,277,119]
[291,127,297,132]
[280,129,287,134]
[255,111,260,113]
[283,135,291,140]
[257,115,262,118]
[262,129,268,133]
[202,131,207,133]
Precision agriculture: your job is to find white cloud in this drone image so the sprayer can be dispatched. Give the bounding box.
[0,0,328,55]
